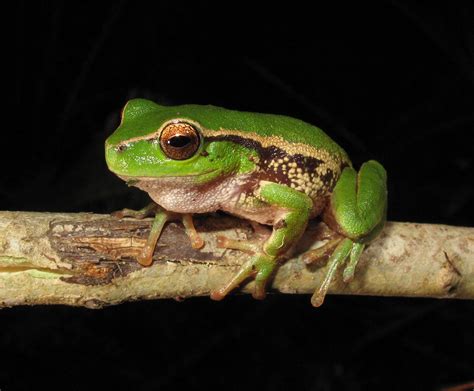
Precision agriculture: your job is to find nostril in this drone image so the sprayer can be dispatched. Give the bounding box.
[116,144,127,153]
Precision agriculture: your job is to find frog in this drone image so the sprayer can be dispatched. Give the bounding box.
[105,99,387,306]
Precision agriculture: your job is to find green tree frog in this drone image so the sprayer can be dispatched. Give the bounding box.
[105,99,387,306]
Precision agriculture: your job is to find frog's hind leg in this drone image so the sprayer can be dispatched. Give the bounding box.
[211,182,312,301]
[312,160,387,306]
[310,240,367,307]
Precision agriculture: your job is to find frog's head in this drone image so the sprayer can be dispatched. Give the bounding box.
[105,99,256,187]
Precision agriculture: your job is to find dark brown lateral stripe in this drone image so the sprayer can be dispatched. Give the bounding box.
[205,134,339,193]
[206,134,324,168]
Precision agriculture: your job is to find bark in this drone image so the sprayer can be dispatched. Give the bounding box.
[0,211,472,309]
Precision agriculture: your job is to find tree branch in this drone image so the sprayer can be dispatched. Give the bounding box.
[0,211,472,308]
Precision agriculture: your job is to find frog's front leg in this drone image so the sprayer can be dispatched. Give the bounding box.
[211,182,313,301]
[310,160,387,307]
[137,210,205,266]
[112,204,204,266]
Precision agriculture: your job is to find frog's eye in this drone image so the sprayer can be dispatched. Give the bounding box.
[159,122,201,160]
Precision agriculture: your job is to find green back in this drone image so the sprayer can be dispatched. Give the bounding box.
[108,99,348,158]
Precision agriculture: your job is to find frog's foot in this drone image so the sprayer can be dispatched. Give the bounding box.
[310,239,364,307]
[111,202,158,219]
[182,214,205,249]
[210,252,276,300]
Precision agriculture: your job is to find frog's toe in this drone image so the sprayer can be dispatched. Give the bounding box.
[310,239,366,306]
[216,235,261,255]
[301,236,343,265]
[342,242,365,283]
[252,259,275,300]
[342,267,355,283]
[136,250,154,267]
[111,209,133,219]
[210,252,276,301]
[209,289,226,301]
[311,238,353,307]
[215,221,270,255]
[112,203,157,219]
[210,261,254,301]
[181,214,205,249]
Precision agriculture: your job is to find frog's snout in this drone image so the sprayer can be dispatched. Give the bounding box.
[105,141,123,174]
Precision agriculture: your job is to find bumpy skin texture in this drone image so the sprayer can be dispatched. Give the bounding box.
[105,99,387,306]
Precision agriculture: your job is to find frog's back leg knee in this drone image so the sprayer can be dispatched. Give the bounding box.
[323,160,387,241]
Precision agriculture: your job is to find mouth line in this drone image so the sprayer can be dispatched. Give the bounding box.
[118,169,219,181]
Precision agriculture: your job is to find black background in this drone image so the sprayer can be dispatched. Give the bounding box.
[5,1,473,390]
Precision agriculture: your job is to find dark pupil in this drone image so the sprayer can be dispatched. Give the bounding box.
[168,135,191,148]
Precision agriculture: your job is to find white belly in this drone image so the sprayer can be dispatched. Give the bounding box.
[133,174,253,214]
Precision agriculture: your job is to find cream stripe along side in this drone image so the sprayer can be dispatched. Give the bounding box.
[203,129,351,204]
[113,119,351,204]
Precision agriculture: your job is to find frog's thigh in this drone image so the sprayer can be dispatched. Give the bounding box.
[257,181,313,257]
[327,160,387,240]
